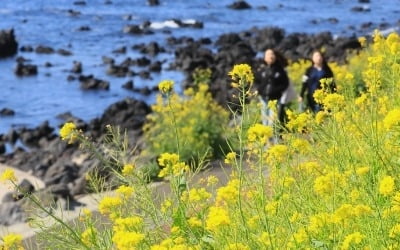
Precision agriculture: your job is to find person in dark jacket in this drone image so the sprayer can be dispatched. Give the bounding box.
[299,50,336,112]
[258,48,289,126]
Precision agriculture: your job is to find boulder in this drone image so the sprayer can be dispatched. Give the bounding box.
[0,29,18,58]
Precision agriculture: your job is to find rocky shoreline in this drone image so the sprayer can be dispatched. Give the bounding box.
[0,16,370,225]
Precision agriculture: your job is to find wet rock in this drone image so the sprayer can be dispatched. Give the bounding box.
[14,62,38,76]
[112,46,126,54]
[102,56,115,65]
[0,202,25,226]
[67,9,81,16]
[0,142,5,154]
[148,0,160,6]
[328,17,339,24]
[100,98,151,132]
[135,86,152,95]
[123,15,133,21]
[20,45,34,52]
[19,121,55,148]
[351,6,370,12]
[123,24,144,34]
[0,108,15,116]
[77,26,91,31]
[107,64,132,77]
[138,70,151,79]
[19,179,35,193]
[57,49,72,56]
[139,41,164,56]
[135,56,151,66]
[35,45,55,54]
[44,62,53,67]
[6,129,19,144]
[149,61,162,72]
[360,22,373,29]
[67,75,76,81]
[79,75,110,90]
[73,1,86,5]
[227,0,252,10]
[122,80,134,90]
[0,29,18,58]
[71,61,82,74]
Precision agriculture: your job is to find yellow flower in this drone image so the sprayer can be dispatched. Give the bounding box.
[247,123,273,143]
[353,205,373,217]
[158,80,174,95]
[315,111,326,126]
[59,122,77,143]
[187,217,202,228]
[206,206,231,231]
[314,170,346,197]
[116,185,134,197]
[98,196,123,215]
[1,233,24,250]
[158,153,180,167]
[228,64,254,86]
[112,231,145,250]
[216,179,239,204]
[379,176,395,196]
[122,164,135,176]
[181,187,211,203]
[224,243,250,250]
[322,93,345,111]
[81,227,96,247]
[390,224,400,238]
[0,168,17,183]
[266,144,288,165]
[224,152,236,164]
[341,232,365,250]
[206,175,219,186]
[291,138,311,153]
[383,109,400,130]
[113,216,143,232]
[358,36,367,47]
[356,167,370,176]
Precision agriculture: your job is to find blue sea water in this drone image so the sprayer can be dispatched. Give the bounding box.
[0,0,399,134]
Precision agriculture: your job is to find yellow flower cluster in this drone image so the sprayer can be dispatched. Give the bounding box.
[59,122,77,144]
[98,196,123,215]
[247,123,273,144]
[0,168,17,183]
[158,80,174,95]
[228,63,254,88]
[158,153,189,177]
[205,206,231,231]
[1,233,24,250]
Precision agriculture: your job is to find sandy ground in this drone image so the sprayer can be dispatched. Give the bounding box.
[0,164,45,205]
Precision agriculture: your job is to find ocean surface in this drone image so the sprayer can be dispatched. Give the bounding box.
[0,0,399,134]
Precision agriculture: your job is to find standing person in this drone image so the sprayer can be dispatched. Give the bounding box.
[299,50,336,112]
[258,48,290,127]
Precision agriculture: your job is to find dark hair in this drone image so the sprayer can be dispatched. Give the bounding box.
[266,48,288,68]
[311,49,329,68]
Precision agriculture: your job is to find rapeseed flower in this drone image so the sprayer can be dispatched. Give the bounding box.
[59,122,77,144]
[379,176,395,196]
[0,168,17,183]
[158,80,174,95]
[1,233,24,250]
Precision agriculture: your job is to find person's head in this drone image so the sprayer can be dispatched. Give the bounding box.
[264,49,276,66]
[311,50,325,67]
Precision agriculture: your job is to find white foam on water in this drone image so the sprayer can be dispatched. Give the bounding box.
[150,20,180,29]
